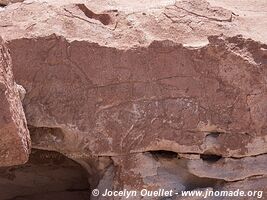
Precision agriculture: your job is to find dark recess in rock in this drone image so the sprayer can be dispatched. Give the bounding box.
[0,149,90,200]
[200,154,223,163]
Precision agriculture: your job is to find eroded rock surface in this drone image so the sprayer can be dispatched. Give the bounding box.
[0,0,266,199]
[0,149,90,200]
[188,154,267,181]
[7,34,267,159]
[0,37,30,166]
[0,0,23,6]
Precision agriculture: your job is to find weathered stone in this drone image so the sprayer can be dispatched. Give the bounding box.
[0,0,266,199]
[0,149,90,200]
[0,37,30,166]
[7,34,267,159]
[93,152,222,200]
[0,0,23,6]
[188,154,267,181]
[0,1,264,160]
[218,176,267,200]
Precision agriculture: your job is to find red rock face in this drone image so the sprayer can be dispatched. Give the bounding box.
[7,35,267,158]
[0,0,267,199]
[0,37,30,166]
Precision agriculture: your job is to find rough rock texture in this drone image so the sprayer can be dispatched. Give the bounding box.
[93,152,221,200]
[0,37,30,166]
[0,0,267,199]
[0,0,23,6]
[188,154,267,181]
[0,149,90,200]
[8,34,267,158]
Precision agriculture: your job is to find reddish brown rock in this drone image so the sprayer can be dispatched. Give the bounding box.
[0,0,23,6]
[0,1,264,159]
[0,0,266,199]
[0,37,30,166]
[6,35,267,159]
